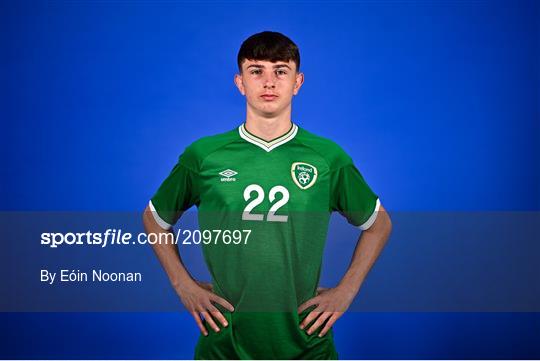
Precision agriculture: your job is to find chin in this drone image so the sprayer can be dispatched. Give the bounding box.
[248,101,283,116]
[257,109,277,117]
[261,105,283,114]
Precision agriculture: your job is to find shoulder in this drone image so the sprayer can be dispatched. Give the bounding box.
[295,126,353,170]
[178,127,240,171]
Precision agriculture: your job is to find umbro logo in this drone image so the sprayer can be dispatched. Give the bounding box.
[219,169,237,182]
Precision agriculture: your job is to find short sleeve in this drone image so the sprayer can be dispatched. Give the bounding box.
[149,154,200,230]
[330,163,380,230]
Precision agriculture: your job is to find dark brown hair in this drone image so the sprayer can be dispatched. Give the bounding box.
[237,31,300,73]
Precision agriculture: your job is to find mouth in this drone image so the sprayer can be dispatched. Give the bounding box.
[260,94,278,101]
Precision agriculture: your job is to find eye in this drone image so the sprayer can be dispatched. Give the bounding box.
[276,70,287,75]
[250,69,262,75]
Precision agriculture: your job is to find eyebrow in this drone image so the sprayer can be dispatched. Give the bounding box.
[246,64,291,70]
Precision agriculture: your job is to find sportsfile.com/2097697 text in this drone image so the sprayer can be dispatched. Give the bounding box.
[40,229,252,248]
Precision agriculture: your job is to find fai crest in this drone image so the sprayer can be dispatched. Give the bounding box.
[291,162,318,190]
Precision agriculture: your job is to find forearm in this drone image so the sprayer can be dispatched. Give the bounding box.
[338,207,392,294]
[142,207,196,290]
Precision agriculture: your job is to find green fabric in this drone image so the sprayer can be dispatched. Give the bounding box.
[151,123,378,359]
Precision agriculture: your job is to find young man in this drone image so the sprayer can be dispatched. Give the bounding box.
[143,31,392,359]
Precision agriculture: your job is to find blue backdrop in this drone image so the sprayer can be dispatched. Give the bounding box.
[1,0,539,359]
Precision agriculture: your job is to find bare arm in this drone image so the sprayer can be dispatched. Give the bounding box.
[142,205,235,335]
[298,203,393,336]
[338,203,393,294]
[142,206,195,290]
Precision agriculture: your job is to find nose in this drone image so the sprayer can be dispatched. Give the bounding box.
[263,73,276,88]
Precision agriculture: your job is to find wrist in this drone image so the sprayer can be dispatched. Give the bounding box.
[337,280,360,296]
[171,274,197,292]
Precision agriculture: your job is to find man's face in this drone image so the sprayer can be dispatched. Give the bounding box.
[234,59,304,118]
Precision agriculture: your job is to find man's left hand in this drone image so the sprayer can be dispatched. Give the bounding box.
[297,285,357,337]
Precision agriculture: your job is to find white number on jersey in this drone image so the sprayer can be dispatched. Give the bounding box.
[242,184,289,222]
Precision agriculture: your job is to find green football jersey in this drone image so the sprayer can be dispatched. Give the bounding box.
[150,122,380,359]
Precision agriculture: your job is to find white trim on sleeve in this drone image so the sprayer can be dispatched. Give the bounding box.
[148,200,173,230]
[358,198,381,230]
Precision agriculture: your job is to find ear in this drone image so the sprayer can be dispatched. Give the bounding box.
[293,72,304,96]
[234,73,246,96]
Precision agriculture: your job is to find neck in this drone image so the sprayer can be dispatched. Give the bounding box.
[244,106,293,141]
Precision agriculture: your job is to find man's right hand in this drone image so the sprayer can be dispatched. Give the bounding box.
[175,280,235,336]
[142,206,235,336]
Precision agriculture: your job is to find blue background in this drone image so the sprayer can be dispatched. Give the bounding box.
[1,0,539,359]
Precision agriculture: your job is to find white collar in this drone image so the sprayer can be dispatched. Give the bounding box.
[238,122,298,152]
